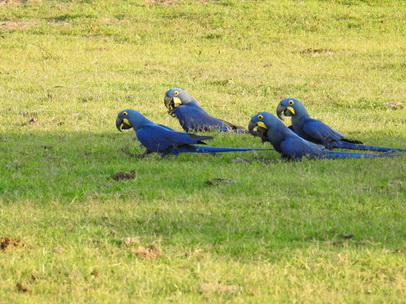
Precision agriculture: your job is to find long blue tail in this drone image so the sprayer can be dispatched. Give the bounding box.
[173,145,272,154]
[218,128,249,133]
[333,140,406,152]
[320,150,401,159]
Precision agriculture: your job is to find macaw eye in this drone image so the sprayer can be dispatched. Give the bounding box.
[258,115,264,120]
[122,111,128,116]
[173,91,179,96]
[288,100,294,105]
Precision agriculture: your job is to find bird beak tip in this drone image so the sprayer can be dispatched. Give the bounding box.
[276,104,285,120]
[248,121,257,136]
[116,117,123,132]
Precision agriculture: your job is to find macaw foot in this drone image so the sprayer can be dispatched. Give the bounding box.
[121,147,153,158]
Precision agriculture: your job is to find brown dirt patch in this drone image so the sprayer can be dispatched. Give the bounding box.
[1,237,23,251]
[0,21,28,29]
[16,283,30,293]
[53,246,65,253]
[0,0,41,5]
[205,178,237,186]
[27,117,40,125]
[299,48,334,55]
[339,233,354,239]
[122,237,141,247]
[145,0,176,5]
[134,244,163,259]
[386,101,404,109]
[111,170,136,181]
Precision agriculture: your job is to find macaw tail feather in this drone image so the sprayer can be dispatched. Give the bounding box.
[172,145,272,155]
[203,127,248,133]
[333,140,406,152]
[219,128,249,134]
[319,151,401,159]
[341,138,364,145]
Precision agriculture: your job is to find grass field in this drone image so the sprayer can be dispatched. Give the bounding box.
[1,0,405,302]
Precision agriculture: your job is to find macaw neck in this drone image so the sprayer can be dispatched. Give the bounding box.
[292,111,310,125]
[267,126,289,150]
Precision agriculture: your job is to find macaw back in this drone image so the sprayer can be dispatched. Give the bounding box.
[136,124,212,153]
[175,102,246,132]
[297,117,345,147]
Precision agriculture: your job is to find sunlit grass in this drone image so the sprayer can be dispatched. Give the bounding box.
[0,0,405,302]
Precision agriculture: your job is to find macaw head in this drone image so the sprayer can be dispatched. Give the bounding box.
[276,98,308,120]
[247,112,274,141]
[249,111,288,144]
[164,88,196,117]
[116,109,149,132]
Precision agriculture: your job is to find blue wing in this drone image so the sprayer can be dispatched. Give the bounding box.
[279,136,399,159]
[302,118,344,146]
[176,102,246,132]
[333,140,406,152]
[136,124,213,152]
[302,118,405,152]
[280,136,324,159]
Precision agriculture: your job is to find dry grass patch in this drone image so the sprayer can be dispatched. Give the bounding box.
[0,237,24,251]
[0,0,41,6]
[134,244,163,259]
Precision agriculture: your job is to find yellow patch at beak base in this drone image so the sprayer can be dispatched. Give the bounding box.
[256,121,268,129]
[172,97,182,106]
[123,118,131,126]
[287,106,295,115]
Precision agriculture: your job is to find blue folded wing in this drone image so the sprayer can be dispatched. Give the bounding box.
[176,103,246,132]
[280,137,324,159]
[302,119,344,145]
[136,124,213,152]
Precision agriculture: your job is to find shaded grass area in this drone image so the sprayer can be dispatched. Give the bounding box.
[0,0,406,302]
[2,131,405,251]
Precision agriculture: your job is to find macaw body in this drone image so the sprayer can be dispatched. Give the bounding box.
[248,112,400,160]
[164,88,247,133]
[276,98,406,152]
[116,109,269,157]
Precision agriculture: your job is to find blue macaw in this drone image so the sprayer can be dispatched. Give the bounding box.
[276,98,406,152]
[116,109,269,157]
[164,88,247,133]
[248,112,400,160]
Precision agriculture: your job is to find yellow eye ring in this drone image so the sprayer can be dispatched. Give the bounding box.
[123,111,128,116]
[288,100,294,105]
[174,91,179,96]
[258,114,264,120]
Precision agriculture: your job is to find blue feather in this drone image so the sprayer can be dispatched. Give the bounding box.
[249,112,401,160]
[276,98,406,152]
[165,146,272,156]
[116,109,270,157]
[164,88,247,133]
[332,140,406,152]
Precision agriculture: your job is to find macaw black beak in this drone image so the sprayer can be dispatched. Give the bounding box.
[248,120,269,142]
[248,121,258,136]
[164,95,182,117]
[116,117,132,132]
[276,104,295,120]
[248,120,265,136]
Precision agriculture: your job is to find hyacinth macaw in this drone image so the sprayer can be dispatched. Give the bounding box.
[248,112,400,160]
[116,109,269,157]
[276,98,406,152]
[164,88,247,133]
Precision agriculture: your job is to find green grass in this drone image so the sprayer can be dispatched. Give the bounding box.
[1,0,405,302]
